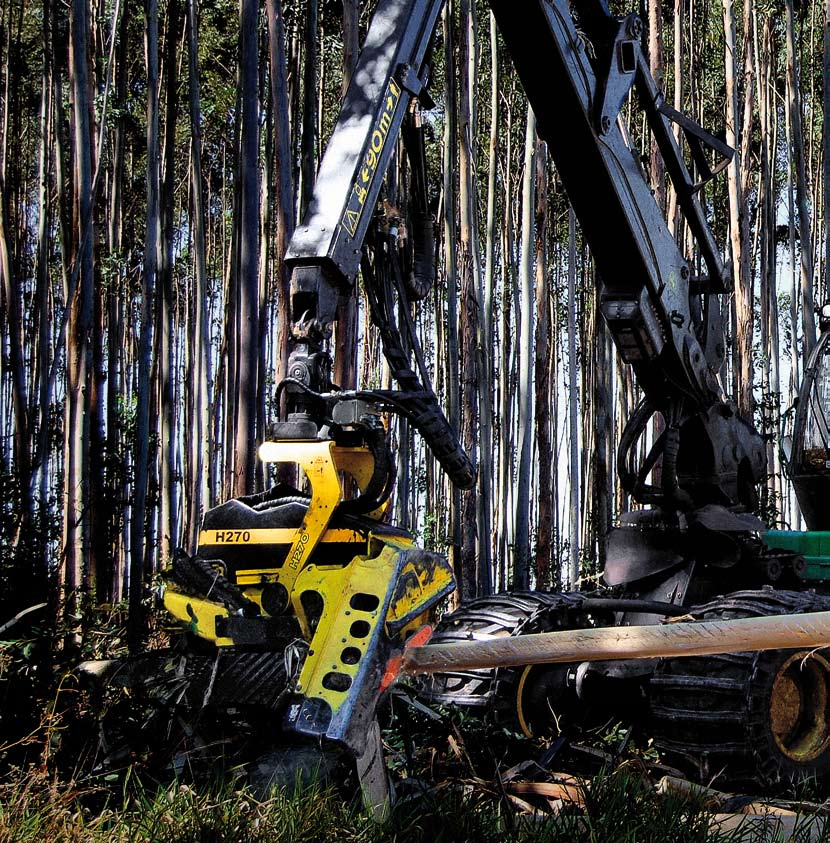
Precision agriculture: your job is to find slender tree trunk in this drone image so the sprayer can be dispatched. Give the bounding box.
[722,0,751,417]
[266,0,294,391]
[592,280,612,566]
[470,9,493,594]
[130,0,160,649]
[513,106,536,589]
[482,11,499,589]
[785,88,800,403]
[825,0,830,300]
[567,208,580,589]
[499,106,515,590]
[104,0,130,597]
[785,0,816,358]
[534,139,552,588]
[33,0,54,593]
[334,0,359,391]
[300,0,318,216]
[648,0,666,210]
[186,0,211,548]
[64,0,96,620]
[457,0,479,598]
[232,0,261,497]
[666,0,682,231]
[0,99,33,541]
[159,0,180,557]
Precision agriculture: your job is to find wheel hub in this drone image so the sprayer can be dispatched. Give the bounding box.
[769,651,830,763]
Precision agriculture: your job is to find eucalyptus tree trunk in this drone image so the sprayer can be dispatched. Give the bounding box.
[334,0,360,392]
[785,0,816,359]
[470,11,500,594]
[785,90,800,402]
[266,0,295,389]
[498,103,516,591]
[666,0,682,231]
[185,0,211,549]
[757,17,779,513]
[457,0,480,598]
[567,208,580,589]
[232,0,261,497]
[106,0,130,593]
[33,0,54,588]
[0,98,33,539]
[593,287,612,566]
[130,0,161,650]
[825,0,830,302]
[513,106,536,590]
[159,0,181,558]
[300,0,318,216]
[648,0,666,211]
[533,140,553,588]
[441,2,462,599]
[579,267,596,561]
[64,0,96,615]
[722,0,752,419]
[482,11,499,588]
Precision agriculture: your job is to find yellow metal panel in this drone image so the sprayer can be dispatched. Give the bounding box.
[291,543,402,715]
[256,440,345,594]
[198,527,364,546]
[162,589,234,647]
[385,551,454,632]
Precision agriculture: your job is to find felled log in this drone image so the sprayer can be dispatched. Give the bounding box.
[403,611,830,674]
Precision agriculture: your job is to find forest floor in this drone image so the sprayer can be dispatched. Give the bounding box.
[2,608,830,842]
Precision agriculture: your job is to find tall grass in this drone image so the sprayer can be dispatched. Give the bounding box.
[0,765,793,843]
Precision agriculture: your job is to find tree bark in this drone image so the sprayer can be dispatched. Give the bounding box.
[159,0,180,557]
[266,0,295,391]
[457,0,480,598]
[514,106,536,589]
[481,11,499,591]
[722,0,752,419]
[825,0,830,301]
[442,2,461,601]
[300,0,318,216]
[232,0,261,498]
[785,0,816,358]
[334,0,359,391]
[64,0,96,619]
[130,0,160,650]
[185,0,211,548]
[534,139,553,588]
[567,208,580,589]
[648,0,666,210]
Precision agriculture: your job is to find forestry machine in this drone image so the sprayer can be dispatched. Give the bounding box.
[157,0,830,804]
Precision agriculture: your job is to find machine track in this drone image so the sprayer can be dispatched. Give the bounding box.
[650,588,830,788]
[418,591,597,728]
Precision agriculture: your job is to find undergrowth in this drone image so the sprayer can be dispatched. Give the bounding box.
[2,765,821,843]
[2,612,828,841]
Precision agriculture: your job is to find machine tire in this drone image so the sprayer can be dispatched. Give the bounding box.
[417,591,595,731]
[650,588,830,788]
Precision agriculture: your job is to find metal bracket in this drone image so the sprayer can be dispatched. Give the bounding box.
[655,99,733,189]
[594,15,641,135]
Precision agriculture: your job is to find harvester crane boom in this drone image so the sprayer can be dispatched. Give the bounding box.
[492,0,764,512]
[282,0,765,516]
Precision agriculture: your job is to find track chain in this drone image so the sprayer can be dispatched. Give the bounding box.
[650,587,830,788]
[418,591,593,725]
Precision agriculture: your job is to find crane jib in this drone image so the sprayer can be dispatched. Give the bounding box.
[343,78,403,238]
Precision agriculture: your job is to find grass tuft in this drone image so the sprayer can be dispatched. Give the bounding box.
[0,763,788,843]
